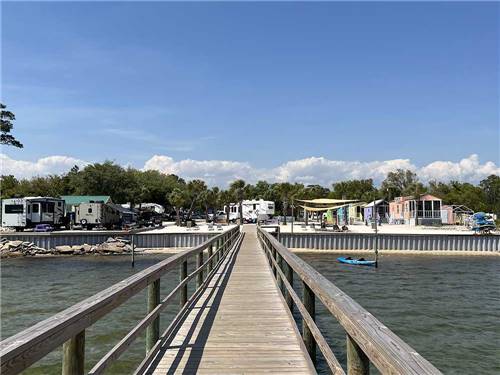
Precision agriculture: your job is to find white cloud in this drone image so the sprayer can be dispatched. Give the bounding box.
[271,157,416,185]
[1,153,498,187]
[144,154,499,187]
[418,154,500,183]
[0,154,88,179]
[143,155,257,186]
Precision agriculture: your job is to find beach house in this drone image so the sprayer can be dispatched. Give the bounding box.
[389,194,444,225]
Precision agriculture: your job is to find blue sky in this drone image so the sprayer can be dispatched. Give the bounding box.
[1,2,499,185]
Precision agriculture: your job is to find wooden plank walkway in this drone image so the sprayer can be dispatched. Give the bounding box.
[141,225,316,374]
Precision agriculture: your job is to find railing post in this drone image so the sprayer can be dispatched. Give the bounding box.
[272,247,277,277]
[217,235,224,263]
[208,243,213,272]
[146,279,160,353]
[285,263,293,311]
[197,251,204,287]
[347,333,370,375]
[62,330,85,375]
[303,282,316,365]
[276,252,283,292]
[180,260,188,307]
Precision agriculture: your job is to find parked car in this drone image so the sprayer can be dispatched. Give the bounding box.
[34,224,54,232]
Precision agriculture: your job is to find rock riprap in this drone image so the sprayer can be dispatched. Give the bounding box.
[0,238,52,257]
[1,237,133,257]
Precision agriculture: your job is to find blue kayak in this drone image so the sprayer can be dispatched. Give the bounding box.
[337,257,376,266]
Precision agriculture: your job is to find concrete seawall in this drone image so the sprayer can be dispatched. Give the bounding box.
[3,231,499,252]
[1,232,217,250]
[279,232,500,252]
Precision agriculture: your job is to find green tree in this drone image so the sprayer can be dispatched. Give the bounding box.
[330,179,377,202]
[274,182,301,225]
[185,179,207,219]
[200,187,219,222]
[429,180,486,212]
[480,175,500,215]
[218,190,234,224]
[0,175,20,198]
[253,181,273,200]
[229,179,246,223]
[76,161,131,202]
[168,188,186,226]
[0,103,23,148]
[381,169,424,198]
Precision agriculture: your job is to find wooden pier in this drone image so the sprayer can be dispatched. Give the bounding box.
[0,225,442,375]
[139,226,314,374]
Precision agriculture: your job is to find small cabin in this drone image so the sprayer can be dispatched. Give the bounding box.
[389,194,443,225]
[363,199,389,223]
[389,196,413,224]
[348,203,366,224]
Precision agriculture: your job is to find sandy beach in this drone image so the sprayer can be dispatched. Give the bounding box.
[274,222,498,236]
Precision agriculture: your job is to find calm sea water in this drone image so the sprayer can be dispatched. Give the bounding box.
[1,253,499,374]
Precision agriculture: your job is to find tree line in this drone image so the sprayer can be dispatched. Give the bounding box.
[1,162,499,219]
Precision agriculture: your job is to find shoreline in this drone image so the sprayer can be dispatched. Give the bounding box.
[290,248,500,256]
[3,247,498,259]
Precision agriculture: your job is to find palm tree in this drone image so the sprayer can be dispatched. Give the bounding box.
[185,179,207,220]
[274,183,298,225]
[218,190,234,225]
[201,187,219,222]
[168,188,186,226]
[229,179,246,223]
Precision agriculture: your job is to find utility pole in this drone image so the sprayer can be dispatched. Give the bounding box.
[374,201,378,268]
[131,231,135,268]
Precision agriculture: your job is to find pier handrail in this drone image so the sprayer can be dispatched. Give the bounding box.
[0,226,241,375]
[257,226,442,375]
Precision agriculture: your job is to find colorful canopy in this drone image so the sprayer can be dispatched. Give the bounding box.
[299,205,345,212]
[296,198,358,205]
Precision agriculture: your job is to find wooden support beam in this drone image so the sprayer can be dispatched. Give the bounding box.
[272,247,277,277]
[197,251,203,287]
[303,282,316,365]
[145,280,160,354]
[276,252,283,292]
[180,261,188,307]
[285,263,293,311]
[208,244,213,272]
[62,330,85,375]
[347,333,370,375]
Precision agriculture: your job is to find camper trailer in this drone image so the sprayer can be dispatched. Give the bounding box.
[225,199,275,223]
[1,197,66,231]
[76,202,121,230]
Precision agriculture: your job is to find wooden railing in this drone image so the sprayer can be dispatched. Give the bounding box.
[257,226,442,375]
[0,226,242,375]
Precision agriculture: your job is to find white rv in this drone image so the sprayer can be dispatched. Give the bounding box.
[225,199,275,223]
[1,197,66,231]
[76,202,121,230]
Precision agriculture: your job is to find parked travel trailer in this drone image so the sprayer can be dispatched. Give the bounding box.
[225,199,275,223]
[75,202,121,230]
[1,197,66,231]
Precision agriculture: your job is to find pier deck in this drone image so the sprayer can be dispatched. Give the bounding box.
[141,225,315,374]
